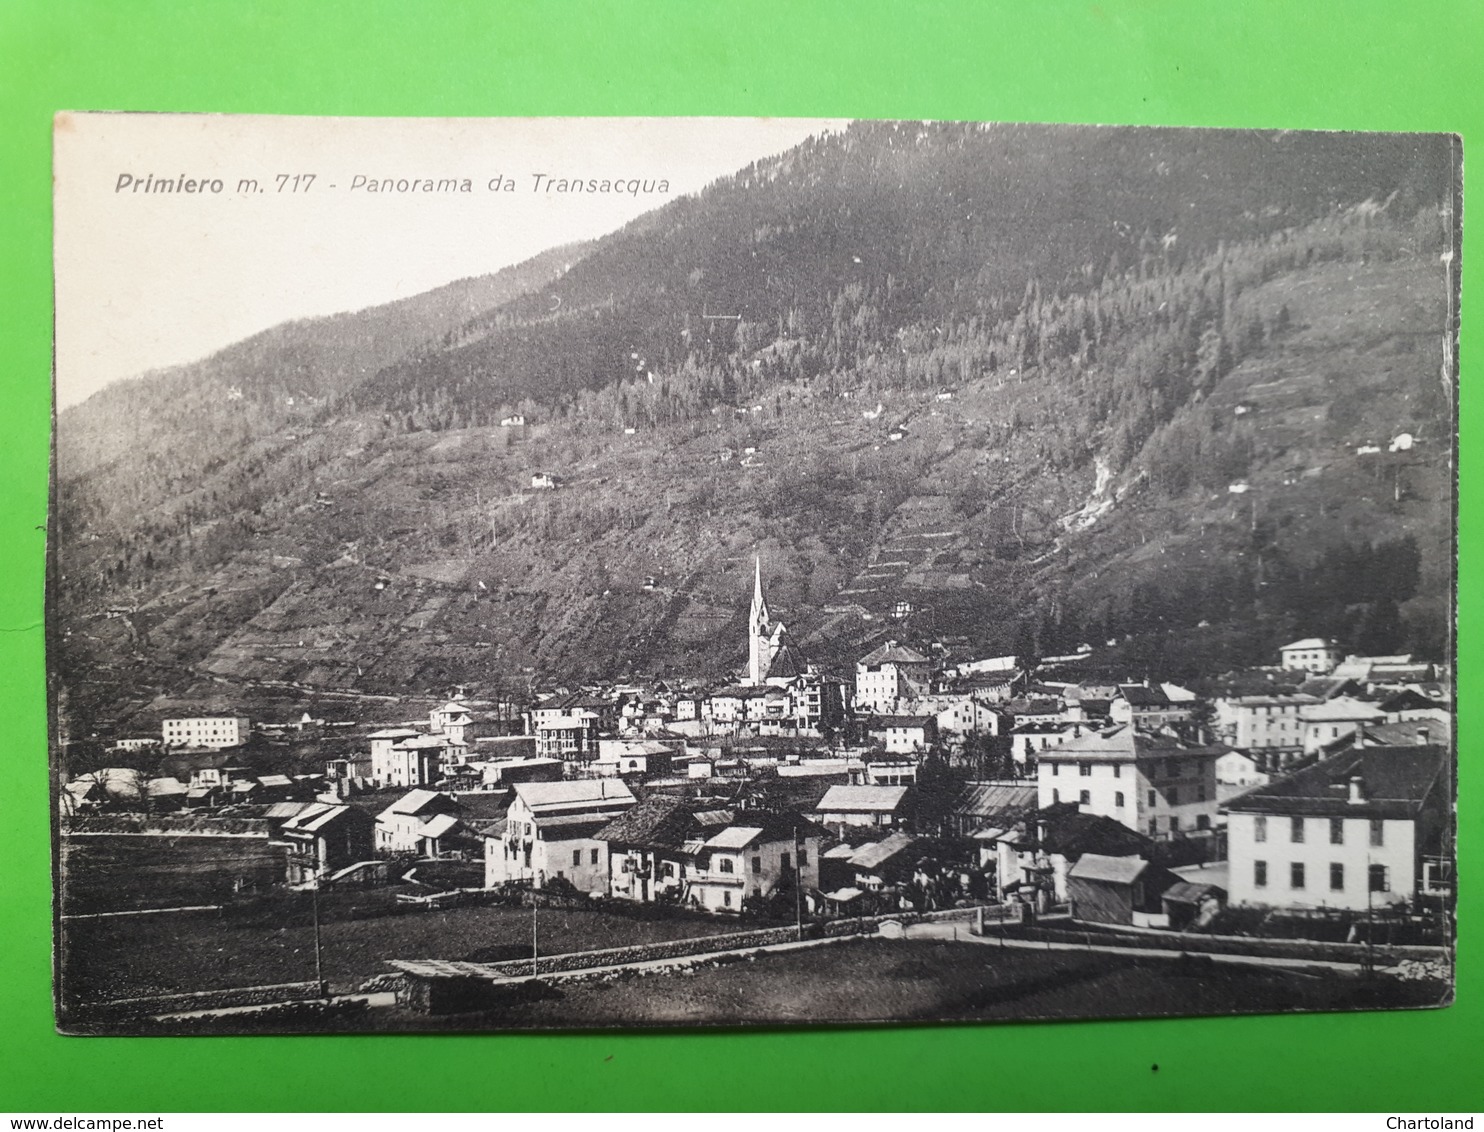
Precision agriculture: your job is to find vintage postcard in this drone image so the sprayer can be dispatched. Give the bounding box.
[50,114,1458,1034]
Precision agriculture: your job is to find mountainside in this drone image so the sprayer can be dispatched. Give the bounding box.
[52,122,1458,732]
[56,242,587,532]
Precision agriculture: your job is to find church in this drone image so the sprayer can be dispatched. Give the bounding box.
[745,556,806,687]
[736,557,847,735]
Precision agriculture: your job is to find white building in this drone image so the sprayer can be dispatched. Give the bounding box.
[162,716,251,749]
[1300,696,1387,755]
[486,779,636,891]
[854,641,933,714]
[1213,694,1319,764]
[1280,638,1342,675]
[370,732,444,789]
[1224,744,1451,912]
[1037,725,1225,839]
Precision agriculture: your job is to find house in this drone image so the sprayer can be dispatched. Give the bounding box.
[1037,725,1225,838]
[1213,694,1319,768]
[593,738,681,778]
[470,756,563,790]
[1067,853,1180,927]
[487,779,636,891]
[946,781,1039,838]
[993,807,1156,908]
[1300,696,1386,754]
[1223,744,1451,912]
[533,712,601,763]
[815,783,912,832]
[688,811,824,915]
[1109,684,1192,729]
[367,728,434,789]
[62,767,147,811]
[162,716,252,749]
[375,789,464,856]
[530,472,559,490]
[1215,750,1270,802]
[909,693,1006,738]
[599,795,713,905]
[854,641,933,714]
[1280,638,1342,674]
[869,715,938,754]
[1009,721,1086,768]
[843,831,919,892]
[282,803,376,884]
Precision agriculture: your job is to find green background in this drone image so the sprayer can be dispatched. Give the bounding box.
[1,0,1478,1112]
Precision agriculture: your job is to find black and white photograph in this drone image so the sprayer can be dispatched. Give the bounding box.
[50,114,1459,1035]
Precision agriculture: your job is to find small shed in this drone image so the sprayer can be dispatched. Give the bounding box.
[1066,853,1178,927]
[1161,880,1226,931]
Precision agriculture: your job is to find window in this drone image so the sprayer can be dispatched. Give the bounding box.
[1330,818,1344,845]
[798,848,808,866]
[1080,764,1092,777]
[1255,860,1267,887]
[1168,815,1180,833]
[780,852,791,869]
[591,848,600,865]
[1147,789,1157,807]
[572,849,582,867]
[1369,864,1389,893]
[1079,790,1090,805]
[1290,862,1306,889]
[1196,814,1210,830]
[1197,785,1207,802]
[752,856,762,874]
[1149,820,1158,835]
[1168,787,1180,806]
[1291,816,1305,843]
[1052,789,1060,803]
[1115,792,1125,807]
[1370,819,1385,847]
[723,891,731,907]
[719,858,734,874]
[1330,863,1345,891]
[1255,816,1267,843]
[1113,765,1121,778]
[1052,763,1060,776]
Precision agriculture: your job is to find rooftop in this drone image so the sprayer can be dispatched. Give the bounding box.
[1223,745,1449,819]
[816,784,910,813]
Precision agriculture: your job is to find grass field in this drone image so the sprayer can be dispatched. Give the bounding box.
[59,834,290,914]
[363,938,1452,1032]
[58,894,743,1008]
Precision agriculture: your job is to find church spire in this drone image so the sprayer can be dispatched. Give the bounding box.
[747,555,771,685]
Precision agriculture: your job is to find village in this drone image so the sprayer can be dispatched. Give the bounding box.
[57,559,1455,1026]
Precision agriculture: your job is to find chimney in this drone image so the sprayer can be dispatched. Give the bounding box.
[1347,775,1365,804]
[1416,728,1430,746]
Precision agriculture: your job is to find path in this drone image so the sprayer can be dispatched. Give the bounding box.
[903,921,1377,973]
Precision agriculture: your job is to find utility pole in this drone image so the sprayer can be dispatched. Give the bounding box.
[532,889,539,977]
[794,824,804,942]
[311,868,326,998]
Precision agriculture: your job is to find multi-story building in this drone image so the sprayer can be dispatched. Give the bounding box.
[1109,685,1192,730]
[162,716,251,749]
[854,641,933,714]
[370,732,444,789]
[1280,638,1342,674]
[486,779,636,891]
[1036,725,1225,838]
[1224,743,1451,912]
[1300,696,1387,755]
[1213,694,1319,768]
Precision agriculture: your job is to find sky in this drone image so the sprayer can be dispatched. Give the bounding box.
[52,114,846,409]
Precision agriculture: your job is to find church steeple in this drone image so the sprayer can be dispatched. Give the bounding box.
[746,555,771,685]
